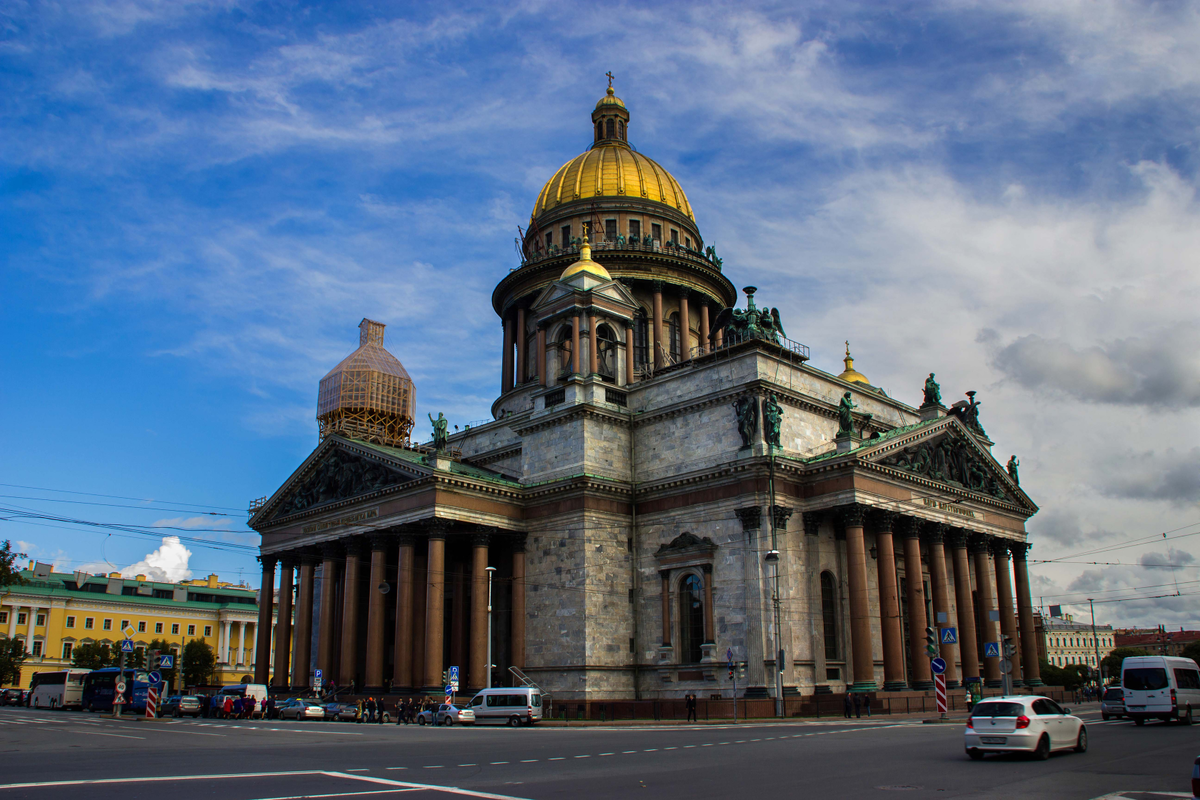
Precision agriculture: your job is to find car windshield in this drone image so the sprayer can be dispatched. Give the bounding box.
[970,702,1025,717]
[1103,688,1123,700]
[1124,668,1169,691]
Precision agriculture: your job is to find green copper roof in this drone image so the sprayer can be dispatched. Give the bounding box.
[353,439,521,487]
[2,570,258,611]
[804,420,938,464]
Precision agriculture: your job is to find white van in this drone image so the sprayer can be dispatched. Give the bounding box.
[214,683,269,705]
[466,687,543,726]
[1121,656,1200,725]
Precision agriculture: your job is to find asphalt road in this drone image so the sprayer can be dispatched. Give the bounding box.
[0,704,1195,800]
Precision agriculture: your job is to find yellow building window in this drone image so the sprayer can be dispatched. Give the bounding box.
[154,622,163,634]
[31,641,42,656]
[36,614,46,627]
[62,642,73,660]
[171,623,179,635]
[102,619,112,631]
[0,612,6,625]
[65,616,75,628]
[138,621,146,632]
[204,626,212,637]
[17,612,26,626]
[187,625,195,636]
[84,618,94,629]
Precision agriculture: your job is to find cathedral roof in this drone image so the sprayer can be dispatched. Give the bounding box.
[837,342,872,386]
[559,235,612,282]
[595,86,626,109]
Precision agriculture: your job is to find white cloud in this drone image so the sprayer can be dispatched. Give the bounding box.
[119,535,193,582]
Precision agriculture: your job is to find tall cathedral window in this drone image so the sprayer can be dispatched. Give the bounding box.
[561,225,571,246]
[605,219,617,242]
[629,219,641,241]
[597,324,617,381]
[667,313,681,362]
[821,571,839,660]
[596,122,602,141]
[679,573,705,664]
[557,327,573,378]
[633,309,650,370]
[618,120,625,140]
[606,118,615,139]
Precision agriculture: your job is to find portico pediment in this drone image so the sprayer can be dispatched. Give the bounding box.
[530,277,638,315]
[251,436,428,526]
[859,420,1035,512]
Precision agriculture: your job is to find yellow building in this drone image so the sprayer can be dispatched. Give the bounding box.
[0,565,282,689]
[1039,614,1115,672]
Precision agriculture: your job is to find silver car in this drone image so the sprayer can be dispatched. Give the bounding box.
[1100,687,1125,721]
[416,703,475,726]
[277,699,326,720]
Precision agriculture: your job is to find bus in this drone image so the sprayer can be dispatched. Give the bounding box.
[29,669,91,710]
[80,668,152,713]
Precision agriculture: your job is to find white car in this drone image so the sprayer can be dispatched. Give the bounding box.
[416,703,475,726]
[277,698,326,720]
[965,696,1087,760]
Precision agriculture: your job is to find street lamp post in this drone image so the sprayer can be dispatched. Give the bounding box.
[486,566,497,689]
[1088,598,1102,688]
[765,549,783,719]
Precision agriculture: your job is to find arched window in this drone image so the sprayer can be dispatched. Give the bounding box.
[606,118,615,139]
[820,571,839,661]
[618,120,625,140]
[596,122,602,141]
[597,324,617,381]
[679,573,704,664]
[633,308,650,370]
[557,326,573,378]
[667,312,681,361]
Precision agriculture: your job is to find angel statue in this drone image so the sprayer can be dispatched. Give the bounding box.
[429,412,449,452]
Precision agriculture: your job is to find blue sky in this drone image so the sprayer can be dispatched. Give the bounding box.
[3,1,1199,626]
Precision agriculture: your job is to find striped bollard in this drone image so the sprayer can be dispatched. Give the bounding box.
[935,673,948,718]
[145,687,158,719]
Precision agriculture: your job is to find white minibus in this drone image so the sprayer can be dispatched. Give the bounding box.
[466,686,543,726]
[29,669,90,709]
[1122,655,1200,725]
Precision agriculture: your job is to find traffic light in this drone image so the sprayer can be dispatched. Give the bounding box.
[924,626,939,658]
[441,669,448,685]
[736,662,747,680]
[1002,635,1016,659]
[728,662,734,680]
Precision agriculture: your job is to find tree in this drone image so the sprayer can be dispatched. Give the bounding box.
[1039,660,1090,691]
[181,639,216,688]
[0,540,28,589]
[1181,641,1200,668]
[1102,646,1150,679]
[72,641,114,670]
[0,637,28,686]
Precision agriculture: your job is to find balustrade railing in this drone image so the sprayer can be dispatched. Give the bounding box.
[519,238,724,271]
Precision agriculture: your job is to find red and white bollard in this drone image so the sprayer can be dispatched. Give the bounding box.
[145,687,158,719]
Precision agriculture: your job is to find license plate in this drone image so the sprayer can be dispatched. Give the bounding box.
[1127,705,1144,710]
[980,737,1006,745]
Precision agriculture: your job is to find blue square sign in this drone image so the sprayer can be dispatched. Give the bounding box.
[984,641,1000,658]
[940,627,958,645]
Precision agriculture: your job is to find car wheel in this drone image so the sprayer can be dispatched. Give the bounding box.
[1074,727,1087,753]
[174,709,181,718]
[1033,735,1051,761]
[1134,716,1145,726]
[1183,707,1193,726]
[508,715,520,727]
[418,716,426,725]
[1101,712,1109,721]
[444,716,453,726]
[966,748,984,761]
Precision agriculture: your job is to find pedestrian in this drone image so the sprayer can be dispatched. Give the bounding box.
[843,693,852,719]
[964,687,972,711]
[366,696,376,723]
[864,694,871,718]
[232,696,243,719]
[266,696,275,719]
[356,697,364,723]
[852,692,861,719]
[377,698,385,724]
[200,694,209,718]
[685,693,697,723]
[223,695,233,719]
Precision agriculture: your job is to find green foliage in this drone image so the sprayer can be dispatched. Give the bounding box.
[1180,641,1200,668]
[0,636,28,685]
[1039,660,1091,691]
[72,641,114,670]
[181,639,216,688]
[1102,646,1151,678]
[146,638,178,686]
[0,540,28,589]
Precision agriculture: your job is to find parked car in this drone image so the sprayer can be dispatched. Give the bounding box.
[466,687,543,726]
[964,696,1087,760]
[277,698,326,720]
[1122,656,1200,726]
[1100,687,1125,721]
[1,689,28,707]
[416,703,475,726]
[323,702,359,722]
[161,695,203,718]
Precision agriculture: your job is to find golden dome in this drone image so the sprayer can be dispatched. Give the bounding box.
[837,341,871,385]
[560,236,612,282]
[595,86,626,109]
[532,144,694,222]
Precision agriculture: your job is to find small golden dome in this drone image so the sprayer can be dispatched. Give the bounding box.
[560,235,612,282]
[837,341,871,385]
[595,86,626,109]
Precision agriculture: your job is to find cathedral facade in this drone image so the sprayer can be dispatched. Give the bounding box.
[249,84,1041,702]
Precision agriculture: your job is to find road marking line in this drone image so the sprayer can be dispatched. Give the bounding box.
[598,753,614,756]
[457,764,476,768]
[345,769,370,772]
[519,760,537,763]
[621,751,636,754]
[422,766,443,769]
[0,771,317,789]
[573,755,589,759]
[385,768,407,771]
[490,762,508,765]
[643,748,657,752]
[663,747,677,750]
[548,757,565,761]
[244,790,414,800]
[59,729,146,740]
[321,772,531,800]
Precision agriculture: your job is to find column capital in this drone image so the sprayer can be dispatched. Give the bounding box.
[257,555,278,570]
[701,563,713,575]
[321,541,341,559]
[944,528,969,548]
[298,551,320,566]
[735,506,762,533]
[343,538,366,558]
[967,533,992,555]
[651,280,664,293]
[421,518,451,540]
[1010,540,1030,560]
[470,531,491,548]
[871,508,896,533]
[802,511,821,537]
[369,533,389,551]
[896,516,923,539]
[921,522,947,544]
[510,534,528,554]
[394,533,417,548]
[990,538,1012,559]
[279,553,298,569]
[840,504,866,529]
[771,504,794,531]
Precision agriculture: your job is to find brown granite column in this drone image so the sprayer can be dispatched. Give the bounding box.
[511,537,526,670]
[364,536,388,691]
[424,524,447,690]
[274,558,294,687]
[537,327,547,387]
[292,556,315,688]
[972,535,1002,687]
[679,291,690,361]
[714,307,724,347]
[515,307,526,385]
[450,564,465,670]
[339,541,363,687]
[699,302,710,354]
[925,524,960,688]
[652,281,664,369]
[412,548,427,686]
[254,557,275,685]
[588,312,598,376]
[873,512,906,691]
[570,313,581,377]
[843,506,876,690]
[624,325,635,386]
[660,571,671,646]
[1011,542,1042,686]
[901,518,933,690]
[317,543,338,683]
[993,539,1022,686]
[392,536,415,689]
[469,534,489,691]
[947,530,980,684]
[502,316,514,394]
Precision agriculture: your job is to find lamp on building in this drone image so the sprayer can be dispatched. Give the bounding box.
[869,545,878,560]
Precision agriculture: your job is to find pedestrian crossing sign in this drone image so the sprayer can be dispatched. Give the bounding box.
[940,627,958,645]
[120,639,134,653]
[984,641,1000,658]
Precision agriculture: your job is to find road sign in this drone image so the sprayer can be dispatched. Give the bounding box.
[123,625,136,640]
[940,627,958,645]
[984,642,1000,658]
[158,654,173,669]
[1001,661,1012,675]
[726,647,733,661]
[934,673,947,714]
[930,657,947,675]
[449,666,459,682]
[145,687,159,718]
[148,671,162,685]
[444,685,454,696]
[120,639,134,653]
[115,680,127,695]
[315,668,323,683]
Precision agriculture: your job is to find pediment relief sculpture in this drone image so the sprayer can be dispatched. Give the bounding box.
[273,449,413,519]
[655,531,717,557]
[876,434,1013,501]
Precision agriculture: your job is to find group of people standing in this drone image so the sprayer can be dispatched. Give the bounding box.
[202,693,271,719]
[394,696,436,724]
[842,693,872,718]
